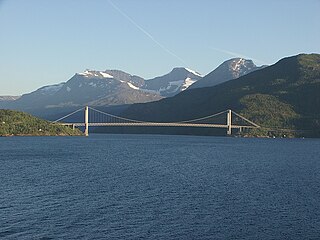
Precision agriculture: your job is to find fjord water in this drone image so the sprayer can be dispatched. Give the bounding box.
[1,135,320,239]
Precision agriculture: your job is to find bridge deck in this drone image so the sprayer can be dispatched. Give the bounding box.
[59,122,257,129]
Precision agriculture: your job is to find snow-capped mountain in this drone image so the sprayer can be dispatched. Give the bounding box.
[142,67,202,97]
[78,70,145,88]
[1,58,266,112]
[9,70,161,110]
[4,67,202,110]
[189,58,266,89]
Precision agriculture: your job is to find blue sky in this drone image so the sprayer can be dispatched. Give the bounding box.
[0,0,319,95]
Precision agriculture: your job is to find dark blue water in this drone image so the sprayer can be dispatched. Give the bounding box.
[1,134,320,239]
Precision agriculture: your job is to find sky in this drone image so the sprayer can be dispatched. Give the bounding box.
[0,0,319,95]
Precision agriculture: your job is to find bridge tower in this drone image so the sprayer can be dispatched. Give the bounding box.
[227,109,232,135]
[84,106,89,137]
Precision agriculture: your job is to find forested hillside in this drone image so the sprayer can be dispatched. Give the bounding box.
[123,54,320,137]
[0,109,83,136]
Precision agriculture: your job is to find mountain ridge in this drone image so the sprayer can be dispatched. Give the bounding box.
[142,67,203,97]
[122,53,320,137]
[1,67,204,111]
[1,57,266,112]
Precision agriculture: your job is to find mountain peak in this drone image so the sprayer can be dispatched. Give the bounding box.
[142,67,202,97]
[77,70,114,79]
[170,67,202,77]
[189,58,265,89]
[227,58,256,78]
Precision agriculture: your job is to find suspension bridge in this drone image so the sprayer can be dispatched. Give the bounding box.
[53,106,260,136]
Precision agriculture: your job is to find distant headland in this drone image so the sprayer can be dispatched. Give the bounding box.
[0,109,83,137]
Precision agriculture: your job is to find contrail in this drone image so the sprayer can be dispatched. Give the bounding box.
[107,0,187,65]
[210,47,269,65]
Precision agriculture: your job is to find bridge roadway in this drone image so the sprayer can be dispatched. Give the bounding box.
[60,122,257,129]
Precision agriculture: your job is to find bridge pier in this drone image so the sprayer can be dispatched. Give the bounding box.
[227,109,232,135]
[84,106,89,137]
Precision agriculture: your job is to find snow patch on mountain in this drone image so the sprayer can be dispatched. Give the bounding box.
[229,58,256,78]
[78,70,94,77]
[181,78,197,91]
[100,72,114,78]
[231,58,245,71]
[185,68,202,77]
[78,70,114,79]
[127,82,140,90]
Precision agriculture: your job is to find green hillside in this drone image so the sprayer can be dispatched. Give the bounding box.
[0,109,83,136]
[123,54,320,137]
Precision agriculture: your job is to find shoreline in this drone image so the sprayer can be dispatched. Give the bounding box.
[0,133,84,137]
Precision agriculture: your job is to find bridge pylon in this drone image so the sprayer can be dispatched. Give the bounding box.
[84,106,89,137]
[227,109,232,135]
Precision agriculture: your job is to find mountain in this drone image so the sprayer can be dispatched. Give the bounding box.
[189,58,266,89]
[123,54,320,137]
[2,67,204,112]
[0,96,20,101]
[142,67,202,97]
[0,96,20,108]
[4,70,162,110]
[0,96,20,110]
[0,109,83,136]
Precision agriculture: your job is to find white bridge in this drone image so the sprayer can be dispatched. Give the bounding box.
[53,106,260,136]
